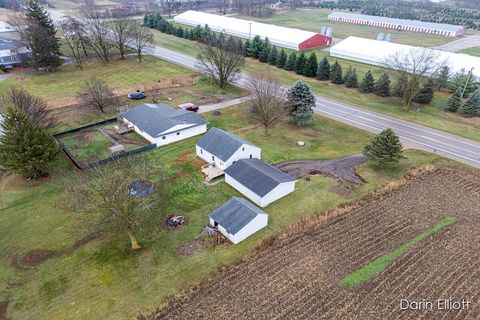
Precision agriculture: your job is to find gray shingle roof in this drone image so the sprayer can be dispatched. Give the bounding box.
[225,158,295,197]
[120,103,208,138]
[209,197,267,235]
[196,128,257,162]
[328,12,464,33]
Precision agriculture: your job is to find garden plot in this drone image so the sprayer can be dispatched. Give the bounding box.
[56,120,150,167]
[145,169,480,320]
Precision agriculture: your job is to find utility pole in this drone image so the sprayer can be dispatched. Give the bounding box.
[461,67,474,99]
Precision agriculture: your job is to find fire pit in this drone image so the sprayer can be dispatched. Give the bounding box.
[164,215,189,230]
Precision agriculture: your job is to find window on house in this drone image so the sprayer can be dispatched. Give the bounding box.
[176,132,180,136]
[200,149,203,154]
[242,147,245,151]
[212,156,215,161]
[250,155,253,158]
[162,136,166,140]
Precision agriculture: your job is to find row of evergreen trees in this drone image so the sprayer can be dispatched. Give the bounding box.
[445,88,480,117]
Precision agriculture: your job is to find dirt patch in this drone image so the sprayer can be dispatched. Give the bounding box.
[69,232,103,251]
[275,154,367,184]
[176,238,206,256]
[0,301,8,320]
[174,152,191,163]
[169,172,193,184]
[20,250,59,267]
[143,169,480,320]
[191,96,222,106]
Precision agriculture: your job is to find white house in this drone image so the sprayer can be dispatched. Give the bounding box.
[209,196,268,244]
[0,37,31,69]
[195,127,261,170]
[120,103,208,147]
[225,158,296,207]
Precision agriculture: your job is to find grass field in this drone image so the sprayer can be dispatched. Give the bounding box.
[0,56,195,102]
[147,29,480,142]
[235,9,455,47]
[0,102,443,320]
[460,47,480,57]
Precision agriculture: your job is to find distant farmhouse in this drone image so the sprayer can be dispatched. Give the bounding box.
[196,127,261,171]
[121,103,208,147]
[209,197,268,244]
[0,37,31,69]
[328,12,465,37]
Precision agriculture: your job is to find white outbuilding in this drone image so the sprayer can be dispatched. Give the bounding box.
[209,196,268,244]
[225,158,296,208]
[174,10,333,51]
[330,36,480,78]
[195,127,261,171]
[121,103,208,147]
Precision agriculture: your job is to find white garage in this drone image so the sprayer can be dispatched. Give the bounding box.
[196,127,261,171]
[121,103,208,147]
[225,158,296,208]
[209,196,268,244]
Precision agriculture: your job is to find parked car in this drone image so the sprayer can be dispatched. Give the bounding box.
[178,102,199,112]
[128,91,146,100]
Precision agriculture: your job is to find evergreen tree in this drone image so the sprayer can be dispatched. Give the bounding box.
[188,29,195,40]
[267,46,278,65]
[258,38,271,63]
[25,0,59,53]
[330,60,344,84]
[294,52,307,75]
[0,106,59,179]
[193,25,203,40]
[284,52,296,71]
[374,73,391,97]
[363,128,404,166]
[288,80,315,126]
[345,67,359,88]
[243,39,251,57]
[175,26,184,37]
[459,89,480,117]
[303,52,318,77]
[316,57,330,81]
[276,48,287,69]
[435,66,450,91]
[248,35,263,58]
[360,70,375,93]
[343,66,353,84]
[444,88,462,113]
[413,79,435,104]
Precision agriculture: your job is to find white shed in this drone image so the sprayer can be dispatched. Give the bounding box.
[120,103,208,147]
[174,10,332,51]
[330,36,480,78]
[209,196,268,244]
[225,158,296,207]
[195,127,261,171]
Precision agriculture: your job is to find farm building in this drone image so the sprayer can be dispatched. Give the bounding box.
[209,196,268,244]
[174,10,333,51]
[328,12,464,37]
[120,103,208,147]
[330,36,480,78]
[225,158,295,207]
[196,127,261,171]
[0,37,31,69]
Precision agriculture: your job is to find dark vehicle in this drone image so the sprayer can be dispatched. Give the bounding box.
[128,91,146,100]
[186,105,199,112]
[211,110,222,116]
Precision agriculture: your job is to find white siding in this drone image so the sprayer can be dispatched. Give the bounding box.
[231,214,268,244]
[260,181,296,207]
[225,174,263,207]
[123,118,156,144]
[195,143,261,170]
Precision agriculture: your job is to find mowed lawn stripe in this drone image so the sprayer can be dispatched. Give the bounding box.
[340,216,455,287]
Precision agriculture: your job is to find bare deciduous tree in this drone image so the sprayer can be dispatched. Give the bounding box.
[247,72,286,135]
[386,47,447,110]
[110,10,134,59]
[216,0,231,14]
[130,22,153,63]
[155,0,179,17]
[61,158,167,251]
[80,5,114,63]
[197,33,245,89]
[59,17,90,69]
[0,87,56,129]
[77,77,117,112]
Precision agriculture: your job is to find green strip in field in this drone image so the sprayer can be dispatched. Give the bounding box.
[340,216,455,287]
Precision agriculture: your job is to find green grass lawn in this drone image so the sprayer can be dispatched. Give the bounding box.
[0,103,445,320]
[235,9,454,47]
[0,56,195,102]
[147,29,480,142]
[460,47,480,57]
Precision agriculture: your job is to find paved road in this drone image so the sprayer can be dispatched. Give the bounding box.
[146,45,480,168]
[434,35,480,52]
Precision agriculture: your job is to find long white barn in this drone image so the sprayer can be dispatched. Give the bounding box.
[174,10,332,51]
[330,36,480,78]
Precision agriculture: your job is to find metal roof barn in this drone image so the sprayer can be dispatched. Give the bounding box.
[328,12,464,37]
[330,36,480,78]
[174,10,332,51]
